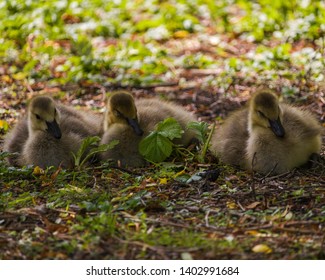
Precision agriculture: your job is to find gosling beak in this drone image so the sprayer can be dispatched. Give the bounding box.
[46,119,62,139]
[127,118,144,136]
[269,118,285,137]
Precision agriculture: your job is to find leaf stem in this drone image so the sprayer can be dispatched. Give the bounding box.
[200,123,215,163]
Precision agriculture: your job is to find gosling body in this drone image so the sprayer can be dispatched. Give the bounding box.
[100,92,197,167]
[3,96,102,168]
[210,90,322,175]
[22,127,82,168]
[246,102,322,174]
[209,108,248,168]
[3,118,29,166]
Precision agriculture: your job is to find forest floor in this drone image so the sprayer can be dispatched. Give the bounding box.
[0,1,325,259]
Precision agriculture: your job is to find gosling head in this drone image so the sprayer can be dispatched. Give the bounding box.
[249,90,285,137]
[28,96,62,139]
[104,91,143,136]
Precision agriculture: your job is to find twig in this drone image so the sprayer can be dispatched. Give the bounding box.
[250,182,257,200]
[261,170,293,182]
[204,210,210,228]
[283,221,322,226]
[236,201,246,211]
[241,224,273,231]
[273,226,323,235]
[319,233,325,256]
[108,165,143,176]
[259,162,279,180]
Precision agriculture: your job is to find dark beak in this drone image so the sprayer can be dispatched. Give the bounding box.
[127,118,143,136]
[46,119,62,139]
[269,118,285,137]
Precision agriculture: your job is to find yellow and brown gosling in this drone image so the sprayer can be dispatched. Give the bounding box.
[4,95,103,168]
[210,90,322,175]
[100,91,197,167]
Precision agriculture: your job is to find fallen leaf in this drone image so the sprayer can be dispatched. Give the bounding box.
[284,211,293,220]
[51,166,62,181]
[226,201,237,209]
[12,72,27,80]
[0,120,9,132]
[174,170,185,178]
[246,230,259,236]
[33,166,45,175]
[246,201,262,209]
[181,252,193,260]
[174,30,189,39]
[252,244,272,254]
[281,205,291,217]
[1,75,11,83]
[159,178,168,185]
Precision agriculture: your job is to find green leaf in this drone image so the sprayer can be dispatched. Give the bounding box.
[139,131,173,163]
[73,136,101,167]
[156,117,184,140]
[73,136,118,168]
[79,140,119,168]
[187,121,209,143]
[187,121,214,163]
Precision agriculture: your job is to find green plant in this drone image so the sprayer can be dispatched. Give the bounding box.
[139,117,184,163]
[187,121,214,163]
[72,136,119,169]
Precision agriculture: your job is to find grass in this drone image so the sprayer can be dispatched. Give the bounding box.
[0,0,325,260]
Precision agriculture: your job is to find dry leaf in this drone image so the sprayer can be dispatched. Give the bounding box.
[226,201,237,209]
[246,230,259,236]
[159,178,168,185]
[285,211,293,220]
[1,75,12,83]
[252,244,272,254]
[173,30,189,39]
[12,72,27,80]
[181,252,193,260]
[246,201,262,209]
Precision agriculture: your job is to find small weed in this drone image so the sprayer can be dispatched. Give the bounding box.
[72,136,119,169]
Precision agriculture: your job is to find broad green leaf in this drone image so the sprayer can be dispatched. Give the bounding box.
[156,117,183,140]
[139,131,173,163]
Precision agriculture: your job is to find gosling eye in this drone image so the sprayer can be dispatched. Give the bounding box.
[35,114,41,120]
[257,110,266,118]
[114,110,123,118]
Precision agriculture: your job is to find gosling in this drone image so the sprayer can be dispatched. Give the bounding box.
[210,90,322,175]
[100,91,197,167]
[4,96,102,168]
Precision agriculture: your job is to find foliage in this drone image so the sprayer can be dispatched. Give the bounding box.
[0,0,324,86]
[187,121,214,163]
[72,136,119,169]
[139,117,183,163]
[0,0,325,261]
